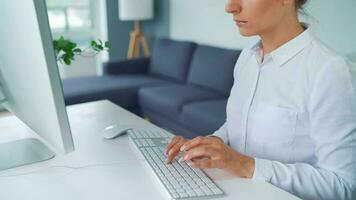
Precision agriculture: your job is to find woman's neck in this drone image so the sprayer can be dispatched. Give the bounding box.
[260,18,305,55]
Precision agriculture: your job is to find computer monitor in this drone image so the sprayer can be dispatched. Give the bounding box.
[0,0,74,171]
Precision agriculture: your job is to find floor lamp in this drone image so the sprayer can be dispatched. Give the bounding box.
[119,0,154,59]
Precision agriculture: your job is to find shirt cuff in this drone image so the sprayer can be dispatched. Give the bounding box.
[252,158,274,182]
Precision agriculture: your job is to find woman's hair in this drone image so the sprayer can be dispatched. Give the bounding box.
[296,0,308,9]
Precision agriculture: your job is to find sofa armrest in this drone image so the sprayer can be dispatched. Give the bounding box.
[103,57,150,75]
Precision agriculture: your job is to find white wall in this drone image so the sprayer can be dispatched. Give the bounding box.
[302,0,356,61]
[93,0,109,76]
[170,0,258,50]
[170,0,356,60]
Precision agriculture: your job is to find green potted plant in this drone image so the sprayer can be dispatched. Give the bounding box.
[53,36,110,66]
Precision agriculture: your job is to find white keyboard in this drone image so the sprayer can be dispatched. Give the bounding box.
[128,129,225,199]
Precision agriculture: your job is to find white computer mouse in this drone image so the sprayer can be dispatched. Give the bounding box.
[101,124,132,139]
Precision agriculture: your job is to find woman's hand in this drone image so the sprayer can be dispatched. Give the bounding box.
[165,136,189,164]
[181,136,255,178]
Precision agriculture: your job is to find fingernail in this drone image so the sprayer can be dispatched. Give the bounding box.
[165,159,169,164]
[180,145,185,151]
[183,155,188,161]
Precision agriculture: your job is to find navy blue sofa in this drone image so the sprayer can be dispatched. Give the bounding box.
[62,38,241,138]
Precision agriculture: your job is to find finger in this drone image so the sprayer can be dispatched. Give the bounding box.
[165,136,183,155]
[166,140,186,164]
[183,145,218,161]
[208,135,224,143]
[181,136,214,152]
[165,136,181,154]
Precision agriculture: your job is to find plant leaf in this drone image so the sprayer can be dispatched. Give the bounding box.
[104,41,110,48]
[73,48,82,53]
[69,42,77,49]
[63,57,71,65]
[91,40,97,47]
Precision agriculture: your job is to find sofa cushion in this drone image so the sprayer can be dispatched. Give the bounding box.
[141,108,199,139]
[103,57,149,75]
[187,45,240,96]
[62,75,170,108]
[149,38,196,82]
[138,84,223,118]
[180,100,227,134]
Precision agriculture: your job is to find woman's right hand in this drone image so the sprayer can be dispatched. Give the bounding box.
[165,136,188,164]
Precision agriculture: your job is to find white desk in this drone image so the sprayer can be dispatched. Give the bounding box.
[0,100,300,200]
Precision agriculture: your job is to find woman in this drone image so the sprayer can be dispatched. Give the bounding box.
[165,0,356,199]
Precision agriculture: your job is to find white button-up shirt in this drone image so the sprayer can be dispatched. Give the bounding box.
[213,28,356,200]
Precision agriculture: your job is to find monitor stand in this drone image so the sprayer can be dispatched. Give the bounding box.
[0,138,55,171]
[0,85,55,171]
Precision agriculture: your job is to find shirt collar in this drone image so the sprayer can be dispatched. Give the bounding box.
[250,27,314,67]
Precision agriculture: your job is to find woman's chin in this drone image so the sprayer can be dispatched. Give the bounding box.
[238,29,256,37]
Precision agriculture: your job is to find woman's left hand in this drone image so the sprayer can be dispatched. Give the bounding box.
[180,136,255,178]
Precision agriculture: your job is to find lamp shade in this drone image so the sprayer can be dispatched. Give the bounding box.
[119,0,154,21]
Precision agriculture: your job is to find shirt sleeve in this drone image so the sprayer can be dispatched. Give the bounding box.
[252,57,356,200]
[212,122,229,145]
[211,48,251,145]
